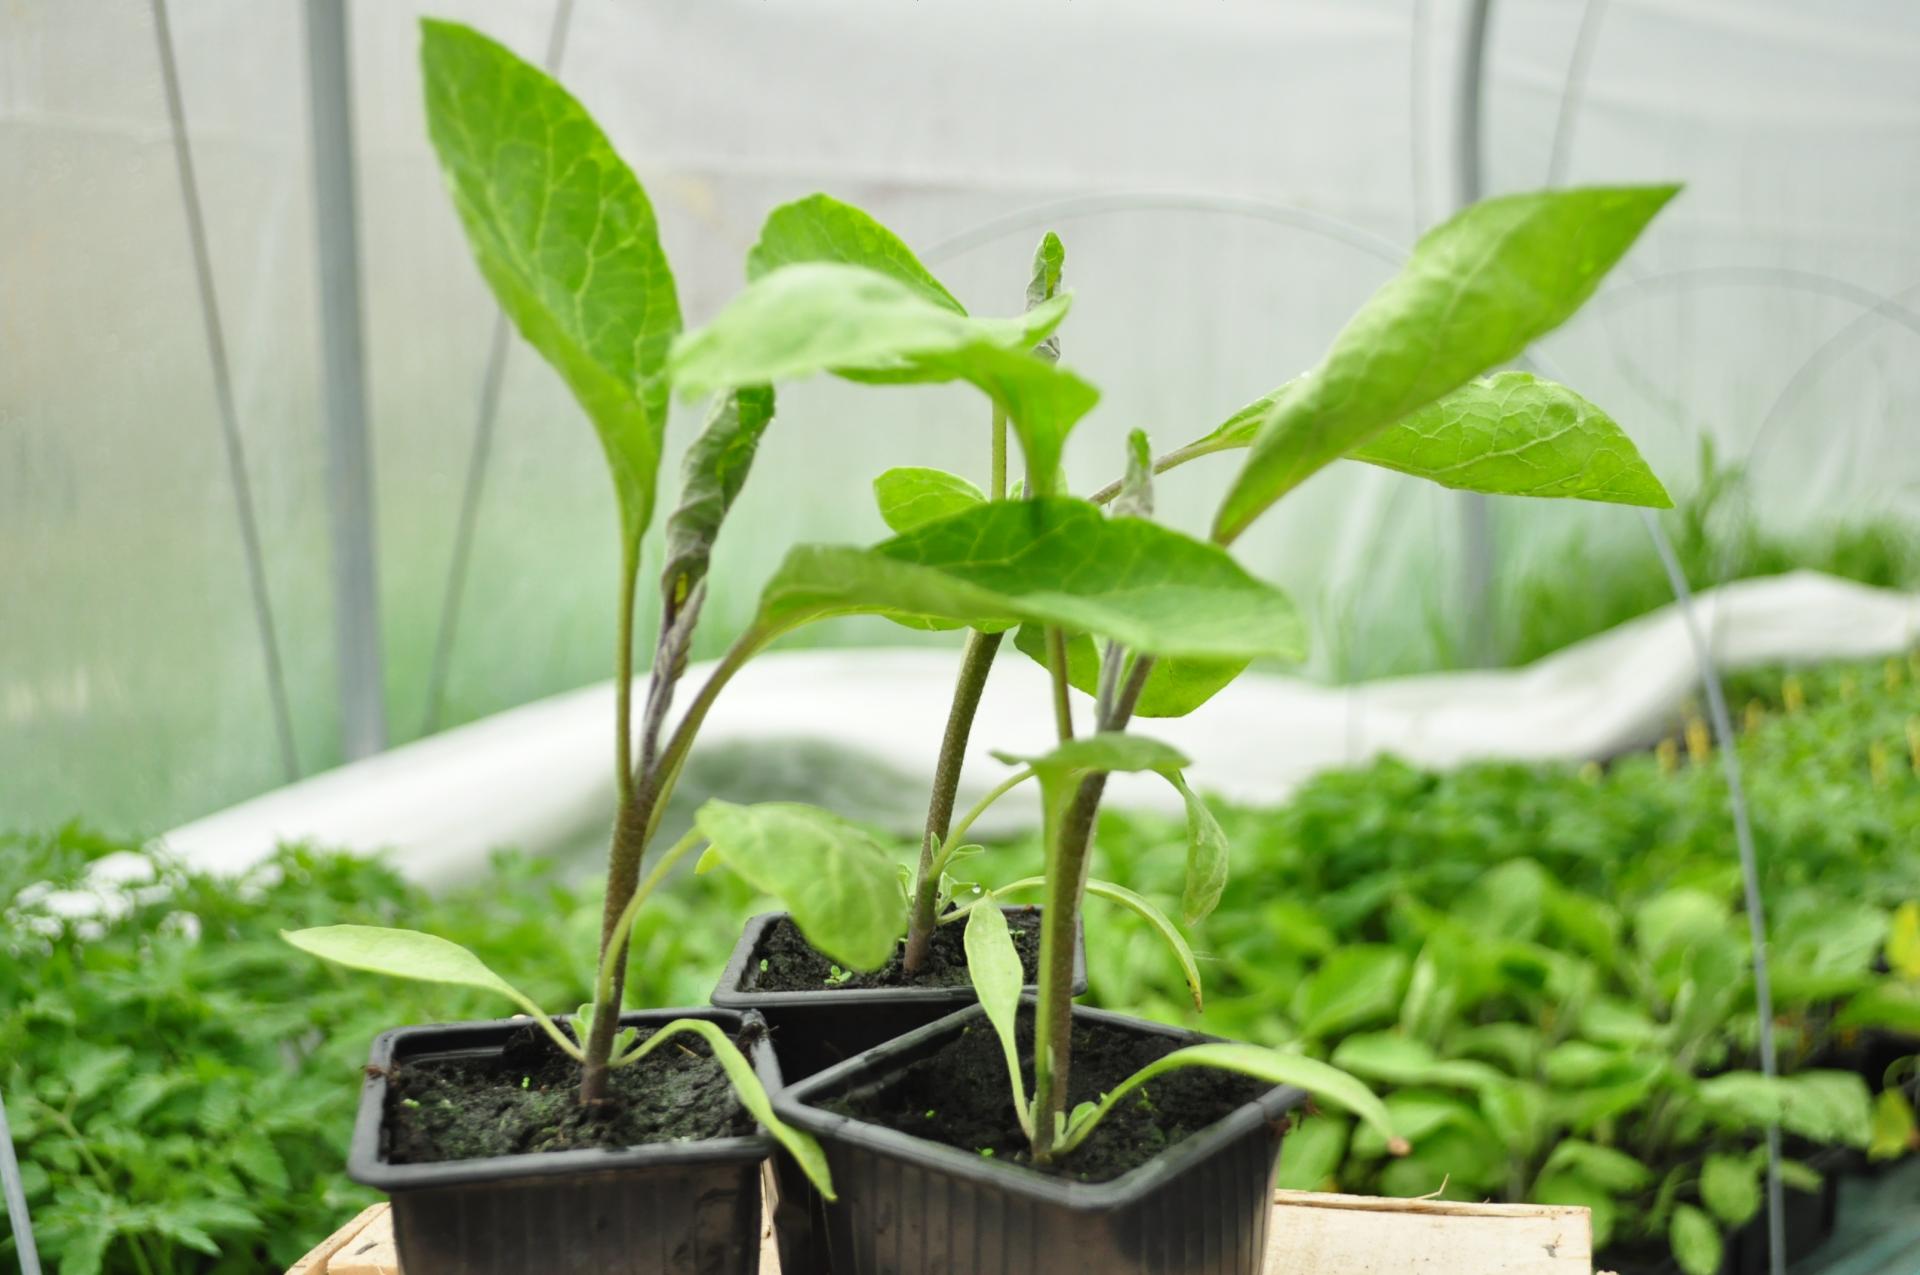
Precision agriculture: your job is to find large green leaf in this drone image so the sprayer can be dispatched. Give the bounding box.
[695,801,902,971]
[873,467,986,534]
[1010,624,1250,718]
[668,264,1092,491]
[615,1017,834,1199]
[1539,1139,1654,1194]
[755,499,1305,661]
[1699,1153,1760,1227]
[1328,1032,1504,1090]
[420,20,681,547]
[669,262,1067,392]
[1214,185,1679,540]
[1275,1114,1350,1191]
[964,902,1033,1136]
[748,193,964,314]
[1350,372,1671,506]
[1670,1204,1723,1275]
[660,386,776,615]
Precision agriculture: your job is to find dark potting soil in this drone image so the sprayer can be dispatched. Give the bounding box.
[745,908,1043,992]
[383,1023,753,1164]
[827,1008,1271,1183]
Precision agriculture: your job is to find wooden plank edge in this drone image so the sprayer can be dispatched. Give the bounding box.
[285,1204,387,1275]
[1274,1188,1591,1222]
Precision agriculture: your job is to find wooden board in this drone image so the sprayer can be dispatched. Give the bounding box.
[291,1195,1593,1274]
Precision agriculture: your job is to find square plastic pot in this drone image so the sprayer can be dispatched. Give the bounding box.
[347,1007,778,1275]
[712,907,1086,1275]
[769,1002,1306,1275]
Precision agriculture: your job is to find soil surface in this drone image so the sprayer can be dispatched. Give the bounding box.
[745,907,1044,992]
[828,1008,1273,1182]
[384,1022,753,1164]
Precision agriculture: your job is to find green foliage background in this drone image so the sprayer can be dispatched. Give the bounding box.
[4,652,1916,1273]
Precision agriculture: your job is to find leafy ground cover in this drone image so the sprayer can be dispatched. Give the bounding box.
[5,651,1915,1273]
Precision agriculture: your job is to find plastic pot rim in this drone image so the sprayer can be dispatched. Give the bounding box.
[346,1006,778,1192]
[771,1001,1305,1212]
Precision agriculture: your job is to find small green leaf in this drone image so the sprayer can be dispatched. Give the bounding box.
[1276,1114,1350,1191]
[1670,1203,1724,1275]
[1010,624,1249,718]
[1539,1139,1653,1194]
[696,801,903,972]
[995,731,1191,778]
[1836,980,1920,1034]
[1083,877,1205,1011]
[231,1133,289,1191]
[1028,231,1065,310]
[621,1018,835,1199]
[1058,1043,1401,1156]
[1214,184,1678,541]
[873,467,986,534]
[757,499,1303,663]
[964,902,1033,1136]
[420,20,681,549]
[749,193,964,313]
[1869,1087,1918,1161]
[1113,429,1155,519]
[573,1003,595,1045]
[1292,947,1410,1040]
[1887,901,1920,979]
[1634,888,1730,962]
[660,386,777,618]
[1349,372,1670,506]
[1166,771,1228,926]
[1328,1032,1504,1090]
[1700,1152,1761,1226]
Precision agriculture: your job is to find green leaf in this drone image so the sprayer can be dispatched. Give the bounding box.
[996,731,1191,779]
[420,20,681,548]
[1010,624,1249,718]
[660,386,776,617]
[749,193,964,313]
[1694,1070,1873,1146]
[231,1133,288,1191]
[1292,946,1410,1040]
[1540,1140,1654,1194]
[282,925,532,1012]
[1634,888,1730,962]
[1888,901,1920,979]
[1700,1152,1761,1227]
[1670,1203,1724,1275]
[1836,980,1920,1034]
[964,902,1033,1137]
[1275,1113,1350,1191]
[1028,231,1065,311]
[1352,1092,1489,1159]
[1213,184,1678,541]
[1328,1029,1505,1090]
[620,1017,835,1199]
[1113,429,1155,519]
[873,467,986,534]
[756,499,1305,662]
[695,802,903,972]
[1082,877,1205,1011]
[1478,1078,1549,1159]
[1058,1043,1402,1156]
[1349,372,1670,506]
[1868,1088,1916,1162]
[1165,772,1229,926]
[1531,1172,1619,1250]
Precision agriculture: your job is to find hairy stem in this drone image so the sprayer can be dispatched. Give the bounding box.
[1087,437,1230,507]
[1029,658,1153,1162]
[594,827,706,1010]
[991,405,1008,500]
[614,546,640,805]
[1046,627,1075,741]
[904,627,1006,972]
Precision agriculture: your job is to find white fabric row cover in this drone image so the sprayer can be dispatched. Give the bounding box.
[161,571,1920,885]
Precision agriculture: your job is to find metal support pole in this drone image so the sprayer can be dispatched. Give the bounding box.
[1454,0,1496,667]
[305,0,386,759]
[1,1091,42,1275]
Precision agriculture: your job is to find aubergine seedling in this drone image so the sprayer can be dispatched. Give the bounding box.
[282,16,1683,1184]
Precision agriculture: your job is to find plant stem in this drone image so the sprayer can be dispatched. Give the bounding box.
[1046,627,1075,741]
[594,827,706,1009]
[613,545,640,806]
[903,627,1007,972]
[1087,437,1229,507]
[1029,657,1154,1163]
[991,405,1008,500]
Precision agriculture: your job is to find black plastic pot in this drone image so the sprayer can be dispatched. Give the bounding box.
[348,1007,779,1275]
[770,1002,1306,1275]
[714,907,1088,1275]
[711,907,1087,1081]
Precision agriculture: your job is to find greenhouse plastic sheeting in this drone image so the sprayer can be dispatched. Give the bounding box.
[161,571,1920,885]
[7,0,1919,838]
